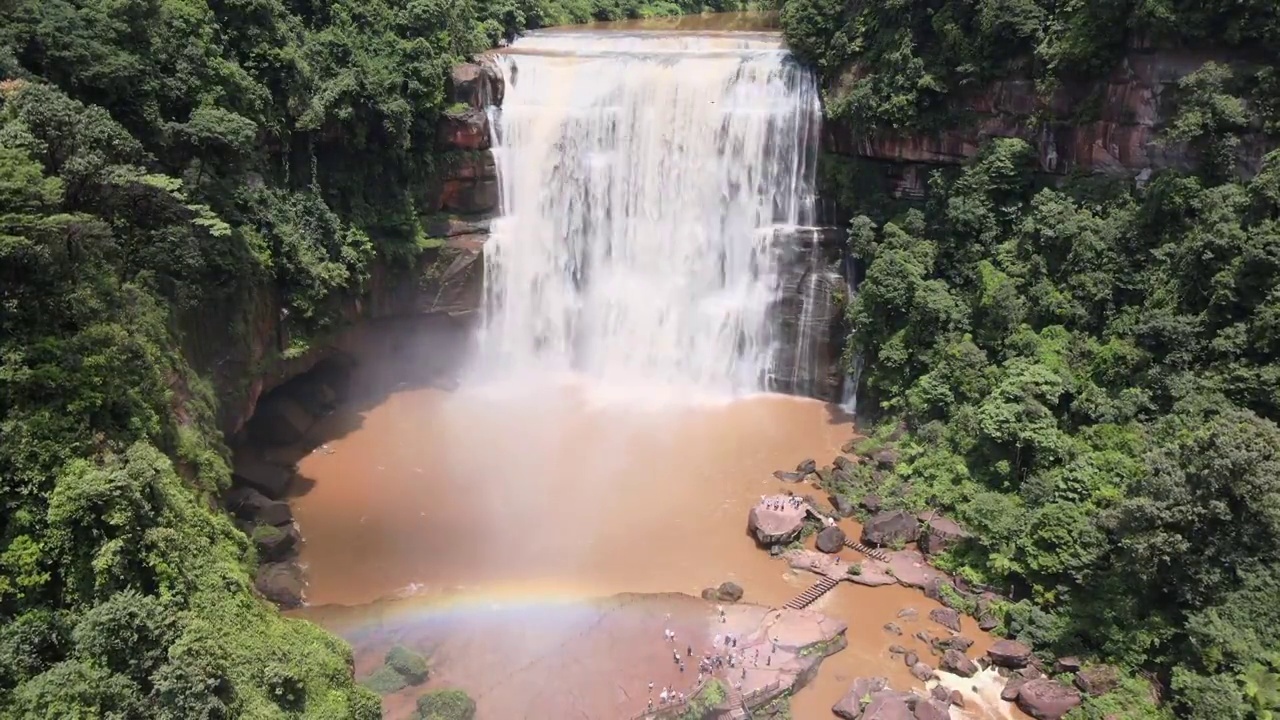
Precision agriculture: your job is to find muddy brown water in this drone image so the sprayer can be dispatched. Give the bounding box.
[286,363,1022,718]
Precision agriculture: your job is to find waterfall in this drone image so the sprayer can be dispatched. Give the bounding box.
[479,30,821,395]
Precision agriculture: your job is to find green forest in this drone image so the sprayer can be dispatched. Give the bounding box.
[0,1,744,718]
[777,0,1280,718]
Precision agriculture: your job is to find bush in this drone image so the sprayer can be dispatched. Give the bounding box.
[417,688,477,720]
[386,645,430,685]
[361,665,409,695]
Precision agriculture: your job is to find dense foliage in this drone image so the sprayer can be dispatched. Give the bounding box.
[778,0,1280,131]
[835,130,1280,719]
[0,0,732,717]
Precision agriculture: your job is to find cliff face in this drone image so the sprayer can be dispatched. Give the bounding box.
[824,47,1274,200]
[198,60,504,436]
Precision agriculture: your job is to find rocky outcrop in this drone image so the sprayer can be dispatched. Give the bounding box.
[227,486,293,526]
[987,639,1033,669]
[832,677,889,719]
[231,455,294,498]
[769,225,847,402]
[918,515,970,556]
[824,50,1276,204]
[861,510,919,547]
[749,496,807,545]
[448,61,503,109]
[1016,678,1083,720]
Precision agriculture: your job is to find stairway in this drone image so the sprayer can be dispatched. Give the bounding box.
[783,576,840,610]
[843,538,890,562]
[725,686,748,720]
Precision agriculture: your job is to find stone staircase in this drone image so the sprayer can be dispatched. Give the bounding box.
[725,686,747,720]
[843,538,890,562]
[783,576,840,609]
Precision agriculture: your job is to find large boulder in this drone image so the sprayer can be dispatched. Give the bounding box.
[830,494,856,518]
[928,607,961,632]
[872,448,900,468]
[987,639,1033,668]
[1002,676,1027,702]
[255,562,305,608]
[1016,679,1083,720]
[246,395,314,446]
[796,459,818,474]
[860,494,883,513]
[919,515,971,556]
[832,677,888,719]
[253,524,300,562]
[940,649,979,678]
[913,699,950,720]
[1054,657,1083,674]
[816,526,847,554]
[934,635,974,653]
[748,498,806,545]
[833,455,859,472]
[1074,665,1121,696]
[226,486,293,526]
[715,581,744,603]
[862,510,919,547]
[909,662,935,683]
[231,456,294,499]
[862,691,914,720]
[772,470,807,483]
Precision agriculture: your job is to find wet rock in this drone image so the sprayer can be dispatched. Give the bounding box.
[748,498,805,545]
[830,495,856,517]
[904,652,919,667]
[889,645,908,654]
[948,690,964,708]
[940,649,979,678]
[861,510,919,547]
[910,662,935,683]
[226,486,293,526]
[913,699,950,720]
[797,458,817,474]
[246,395,315,447]
[700,587,718,601]
[715,581,744,603]
[253,523,300,562]
[437,106,490,150]
[448,62,502,109]
[873,448,900,468]
[841,438,862,454]
[930,685,949,703]
[439,177,500,214]
[883,622,903,636]
[773,470,807,482]
[928,607,961,632]
[1073,665,1121,696]
[1001,676,1027,702]
[914,630,934,645]
[231,456,294,499]
[816,526,847,554]
[860,494,883,513]
[255,562,304,608]
[919,515,971,556]
[987,639,1033,668]
[935,635,974,653]
[1054,656,1082,674]
[832,677,889,719]
[897,607,918,620]
[769,545,785,557]
[1016,679,1083,720]
[978,615,999,631]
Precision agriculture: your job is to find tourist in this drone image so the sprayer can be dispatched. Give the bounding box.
[687,645,692,657]
[648,682,654,692]
[660,688,668,703]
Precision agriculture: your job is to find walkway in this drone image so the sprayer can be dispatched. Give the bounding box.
[843,538,890,562]
[783,576,840,610]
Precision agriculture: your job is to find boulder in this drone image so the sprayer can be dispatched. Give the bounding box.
[1017,666,1044,680]
[700,587,717,601]
[832,677,889,719]
[253,523,300,562]
[1073,665,1121,696]
[797,459,817,474]
[861,692,914,720]
[897,607,918,620]
[919,515,971,556]
[226,486,293,526]
[928,607,962,632]
[833,455,858,472]
[948,690,964,708]
[978,616,999,632]
[940,649,979,678]
[816,526,847,554]
[715,581,744,603]
[929,685,949,703]
[889,645,907,654]
[861,510,919,547]
[909,662,935,683]
[1001,676,1027,702]
[772,470,807,482]
[883,622,903,636]
[873,448,900,468]
[841,438,862,454]
[437,107,491,150]
[987,639,1033,668]
[1016,679,1083,720]
[935,635,974,653]
[747,502,805,545]
[904,652,918,667]
[913,699,950,720]
[860,494,883,513]
[231,456,294,499]
[246,395,314,446]
[830,494,856,517]
[1054,657,1082,674]
[255,562,304,608]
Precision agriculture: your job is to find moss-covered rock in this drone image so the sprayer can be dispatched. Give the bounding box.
[417,689,477,720]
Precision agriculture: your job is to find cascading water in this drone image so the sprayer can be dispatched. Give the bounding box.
[480,30,822,395]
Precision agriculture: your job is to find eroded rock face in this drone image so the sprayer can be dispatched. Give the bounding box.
[1016,678,1083,720]
[862,510,919,547]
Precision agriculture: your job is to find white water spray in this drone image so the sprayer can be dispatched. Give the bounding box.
[480,30,821,394]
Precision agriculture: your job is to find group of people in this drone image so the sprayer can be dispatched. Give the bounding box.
[644,625,773,714]
[761,495,805,512]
